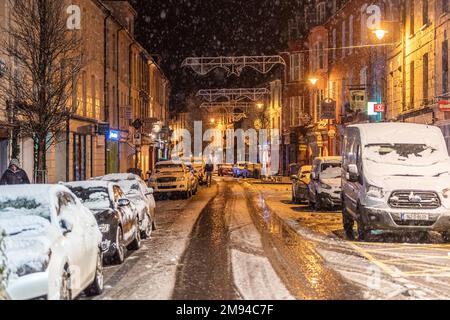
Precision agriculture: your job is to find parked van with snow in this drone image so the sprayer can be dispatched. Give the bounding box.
[342,123,450,241]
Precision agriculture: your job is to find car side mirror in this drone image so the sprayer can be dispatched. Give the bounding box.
[347,164,359,182]
[118,198,131,207]
[291,175,299,181]
[60,219,73,236]
[146,187,154,196]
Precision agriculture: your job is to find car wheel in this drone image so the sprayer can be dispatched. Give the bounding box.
[113,226,126,264]
[128,219,141,251]
[342,206,355,240]
[59,265,72,300]
[356,206,370,241]
[315,198,323,211]
[442,231,450,243]
[84,249,104,297]
[141,212,153,239]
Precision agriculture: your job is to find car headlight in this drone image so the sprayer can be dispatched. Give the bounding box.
[177,177,186,182]
[98,224,110,233]
[367,185,384,199]
[16,250,51,277]
[319,182,332,190]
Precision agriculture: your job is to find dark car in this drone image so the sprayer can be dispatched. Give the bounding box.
[218,164,233,176]
[65,181,141,265]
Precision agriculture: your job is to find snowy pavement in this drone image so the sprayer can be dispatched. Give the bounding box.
[83,177,450,300]
[246,181,450,299]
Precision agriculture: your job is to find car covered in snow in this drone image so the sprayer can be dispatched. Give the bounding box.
[96,174,156,239]
[291,165,312,204]
[148,161,194,199]
[0,185,104,300]
[342,123,450,241]
[192,162,206,185]
[184,162,199,195]
[65,181,142,264]
[308,157,342,210]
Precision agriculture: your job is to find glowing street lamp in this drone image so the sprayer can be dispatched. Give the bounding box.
[309,77,319,86]
[373,29,389,40]
[256,102,264,109]
[210,118,215,124]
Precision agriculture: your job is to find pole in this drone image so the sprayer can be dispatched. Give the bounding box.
[328,119,332,156]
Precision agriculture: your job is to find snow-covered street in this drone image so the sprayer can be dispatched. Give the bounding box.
[78,177,450,300]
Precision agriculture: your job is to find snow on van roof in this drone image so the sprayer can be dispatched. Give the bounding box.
[349,123,445,146]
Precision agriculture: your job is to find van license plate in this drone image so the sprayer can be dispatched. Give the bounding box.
[401,214,430,221]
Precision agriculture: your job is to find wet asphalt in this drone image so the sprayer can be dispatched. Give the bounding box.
[171,178,360,300]
[172,182,239,299]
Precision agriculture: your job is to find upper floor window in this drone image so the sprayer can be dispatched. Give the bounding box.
[290,53,303,82]
[317,2,326,24]
[422,0,429,25]
[410,0,415,35]
[444,0,450,14]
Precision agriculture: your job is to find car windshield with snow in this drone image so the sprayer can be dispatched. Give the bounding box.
[69,186,111,211]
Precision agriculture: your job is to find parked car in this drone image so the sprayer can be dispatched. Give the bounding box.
[291,165,312,204]
[308,157,342,210]
[192,163,206,185]
[65,181,142,264]
[148,161,193,199]
[234,162,262,178]
[0,185,103,300]
[218,163,233,176]
[97,173,156,239]
[342,123,450,241]
[184,162,199,195]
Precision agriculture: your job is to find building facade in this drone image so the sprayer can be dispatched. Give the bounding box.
[0,0,170,183]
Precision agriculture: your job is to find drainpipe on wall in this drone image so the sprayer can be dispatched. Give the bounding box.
[117,27,124,172]
[129,41,137,172]
[103,10,111,175]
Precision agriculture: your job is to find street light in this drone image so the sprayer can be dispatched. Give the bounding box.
[210,118,215,124]
[373,29,389,40]
[308,77,319,86]
[256,102,264,109]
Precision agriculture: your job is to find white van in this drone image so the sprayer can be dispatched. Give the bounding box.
[342,123,450,241]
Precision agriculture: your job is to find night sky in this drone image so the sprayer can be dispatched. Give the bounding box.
[130,0,306,112]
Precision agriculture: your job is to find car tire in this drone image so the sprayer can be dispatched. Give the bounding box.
[84,249,104,297]
[356,205,370,241]
[128,219,142,251]
[113,226,126,264]
[342,206,355,240]
[141,212,153,239]
[59,265,72,300]
[441,231,450,243]
[315,198,323,211]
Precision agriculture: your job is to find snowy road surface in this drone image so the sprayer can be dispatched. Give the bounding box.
[87,178,450,300]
